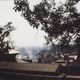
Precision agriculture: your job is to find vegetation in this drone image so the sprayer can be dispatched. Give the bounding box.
[14,0,80,53]
[36,48,60,63]
[0,22,15,54]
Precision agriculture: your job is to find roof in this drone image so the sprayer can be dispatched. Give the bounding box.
[8,49,20,54]
[0,62,59,73]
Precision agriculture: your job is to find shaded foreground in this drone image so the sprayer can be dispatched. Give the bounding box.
[0,72,80,80]
[0,62,80,80]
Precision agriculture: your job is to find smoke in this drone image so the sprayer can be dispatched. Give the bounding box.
[27,50,33,59]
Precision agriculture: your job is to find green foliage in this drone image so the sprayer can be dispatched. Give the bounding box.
[14,0,80,46]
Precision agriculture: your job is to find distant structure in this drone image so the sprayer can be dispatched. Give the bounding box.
[0,48,20,62]
[16,54,33,63]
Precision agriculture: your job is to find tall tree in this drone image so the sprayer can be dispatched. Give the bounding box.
[0,22,15,54]
[14,0,80,51]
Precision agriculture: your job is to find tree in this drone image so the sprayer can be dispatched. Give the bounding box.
[14,0,80,52]
[0,22,15,54]
[36,49,53,63]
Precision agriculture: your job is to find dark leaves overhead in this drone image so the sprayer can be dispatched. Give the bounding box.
[14,0,80,45]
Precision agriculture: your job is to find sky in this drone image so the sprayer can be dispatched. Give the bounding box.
[0,0,80,48]
[0,0,46,47]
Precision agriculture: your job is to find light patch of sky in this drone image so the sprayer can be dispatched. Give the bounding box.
[75,1,80,12]
[0,0,46,47]
[28,0,66,10]
[55,0,66,5]
[28,0,42,10]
